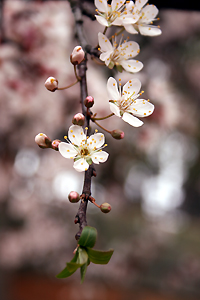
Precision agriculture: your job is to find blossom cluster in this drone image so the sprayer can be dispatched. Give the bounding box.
[40,0,161,173]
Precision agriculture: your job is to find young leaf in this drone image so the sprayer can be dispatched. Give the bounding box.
[56,265,77,279]
[87,248,114,265]
[78,226,97,248]
[77,247,88,265]
[56,250,80,278]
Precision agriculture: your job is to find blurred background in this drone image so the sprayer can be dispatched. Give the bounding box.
[1,0,200,299]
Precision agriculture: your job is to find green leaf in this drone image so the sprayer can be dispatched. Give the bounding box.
[56,252,78,278]
[78,226,97,249]
[56,248,87,279]
[77,247,88,265]
[87,248,114,265]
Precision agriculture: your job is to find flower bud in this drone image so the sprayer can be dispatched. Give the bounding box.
[111,129,124,140]
[45,77,58,92]
[84,96,94,108]
[70,46,85,65]
[68,191,80,203]
[100,202,111,213]
[72,113,85,126]
[51,139,61,151]
[35,133,52,149]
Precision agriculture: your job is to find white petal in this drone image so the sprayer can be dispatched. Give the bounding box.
[138,24,162,36]
[129,99,154,117]
[120,59,143,73]
[124,24,138,34]
[98,33,113,52]
[111,18,123,26]
[135,0,148,11]
[95,0,108,12]
[68,125,86,146]
[118,41,140,59]
[107,77,120,100]
[91,151,109,164]
[122,112,143,127]
[122,78,141,97]
[141,5,159,23]
[99,50,113,65]
[59,142,78,158]
[121,14,139,25]
[111,0,126,11]
[73,158,89,172]
[109,102,121,117]
[87,132,105,149]
[95,15,109,27]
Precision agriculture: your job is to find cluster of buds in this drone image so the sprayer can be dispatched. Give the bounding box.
[67,192,112,214]
[35,133,60,151]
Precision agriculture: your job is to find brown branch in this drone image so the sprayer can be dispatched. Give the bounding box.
[69,0,96,240]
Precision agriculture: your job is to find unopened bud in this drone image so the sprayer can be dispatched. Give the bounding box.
[70,46,85,65]
[72,113,85,126]
[68,191,80,203]
[84,96,94,108]
[111,129,124,140]
[35,133,52,149]
[45,77,58,92]
[51,139,61,151]
[100,202,111,213]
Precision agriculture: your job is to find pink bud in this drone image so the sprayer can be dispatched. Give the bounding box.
[72,113,85,126]
[68,191,80,203]
[44,77,58,92]
[84,96,94,108]
[35,133,52,148]
[70,46,85,65]
[111,129,124,140]
[51,139,61,151]
[100,202,112,213]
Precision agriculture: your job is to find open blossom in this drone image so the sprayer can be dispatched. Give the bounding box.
[94,0,137,27]
[59,125,109,172]
[123,0,162,36]
[107,77,154,127]
[98,33,143,73]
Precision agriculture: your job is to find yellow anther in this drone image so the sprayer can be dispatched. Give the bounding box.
[64,135,67,139]
[72,135,75,138]
[70,130,73,133]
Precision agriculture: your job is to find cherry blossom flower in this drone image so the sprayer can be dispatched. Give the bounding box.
[59,125,109,172]
[95,0,135,27]
[124,0,162,36]
[98,33,143,73]
[107,77,154,127]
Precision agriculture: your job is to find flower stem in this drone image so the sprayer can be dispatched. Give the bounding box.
[91,56,105,65]
[74,64,81,81]
[57,78,79,90]
[92,113,114,121]
[93,120,112,134]
[103,26,107,35]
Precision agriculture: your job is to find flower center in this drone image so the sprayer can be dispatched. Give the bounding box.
[80,147,89,156]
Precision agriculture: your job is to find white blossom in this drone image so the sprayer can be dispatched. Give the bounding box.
[98,33,143,73]
[59,125,109,172]
[107,77,154,127]
[124,0,162,36]
[94,0,138,27]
